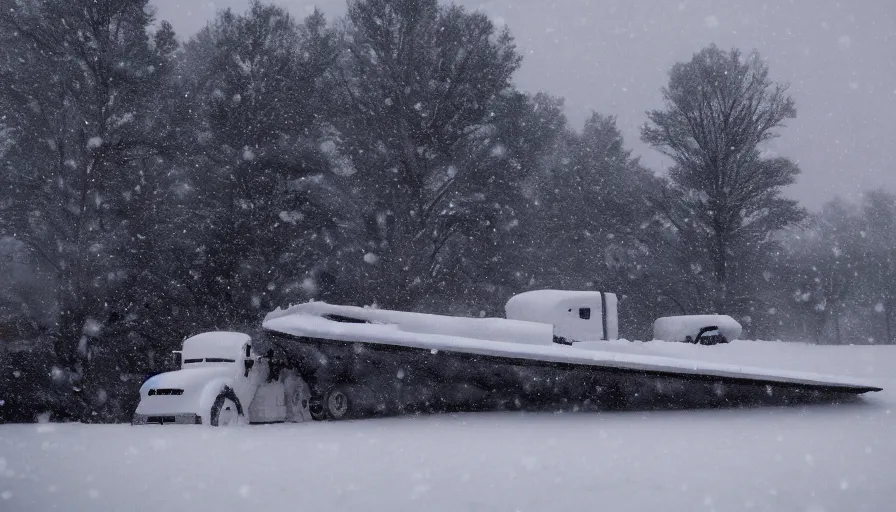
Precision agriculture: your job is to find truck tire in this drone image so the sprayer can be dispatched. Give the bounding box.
[309,394,327,421]
[324,385,354,420]
[210,390,242,426]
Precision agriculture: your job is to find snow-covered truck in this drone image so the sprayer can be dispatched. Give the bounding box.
[133,290,881,425]
[132,332,311,425]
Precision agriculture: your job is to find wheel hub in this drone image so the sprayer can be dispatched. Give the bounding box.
[327,391,348,418]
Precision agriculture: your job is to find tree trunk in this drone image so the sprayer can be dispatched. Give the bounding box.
[833,307,842,345]
[713,226,728,313]
[885,297,893,345]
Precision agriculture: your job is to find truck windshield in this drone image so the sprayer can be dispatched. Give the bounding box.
[183,358,236,364]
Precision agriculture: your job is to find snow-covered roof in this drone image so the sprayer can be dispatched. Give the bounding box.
[181,331,251,361]
[506,289,604,311]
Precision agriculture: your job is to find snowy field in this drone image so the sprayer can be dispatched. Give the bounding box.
[1,341,894,512]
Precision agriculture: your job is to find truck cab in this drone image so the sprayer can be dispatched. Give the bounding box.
[132,331,310,426]
[505,290,619,343]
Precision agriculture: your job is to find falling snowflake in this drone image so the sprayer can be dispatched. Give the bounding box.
[83,318,103,336]
[300,277,317,295]
[278,211,304,225]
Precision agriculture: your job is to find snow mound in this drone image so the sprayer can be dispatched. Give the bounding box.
[1,343,894,512]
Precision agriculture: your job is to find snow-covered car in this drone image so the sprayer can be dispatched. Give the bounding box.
[653,315,742,345]
[132,331,310,426]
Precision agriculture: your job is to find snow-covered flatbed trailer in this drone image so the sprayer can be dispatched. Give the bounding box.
[260,300,882,421]
[132,290,882,425]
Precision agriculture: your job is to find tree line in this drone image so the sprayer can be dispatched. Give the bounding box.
[0,0,893,422]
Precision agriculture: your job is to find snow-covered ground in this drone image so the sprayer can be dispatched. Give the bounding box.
[1,341,894,512]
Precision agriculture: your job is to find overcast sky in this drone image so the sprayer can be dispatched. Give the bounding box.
[153,0,896,209]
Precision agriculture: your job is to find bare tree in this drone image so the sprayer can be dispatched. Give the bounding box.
[521,112,663,335]
[861,191,896,344]
[641,45,805,315]
[790,201,865,344]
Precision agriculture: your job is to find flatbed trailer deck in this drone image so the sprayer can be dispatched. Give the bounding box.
[261,303,881,419]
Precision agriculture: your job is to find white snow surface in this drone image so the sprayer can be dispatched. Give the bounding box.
[1,342,894,512]
[263,306,878,390]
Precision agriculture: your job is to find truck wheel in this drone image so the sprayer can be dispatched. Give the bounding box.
[309,395,327,421]
[210,391,242,426]
[325,385,353,420]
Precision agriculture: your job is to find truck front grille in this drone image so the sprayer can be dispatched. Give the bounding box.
[132,413,201,425]
[148,388,184,396]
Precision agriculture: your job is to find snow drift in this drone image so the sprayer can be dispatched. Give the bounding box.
[1,342,893,512]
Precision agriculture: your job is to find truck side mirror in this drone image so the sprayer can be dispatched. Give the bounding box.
[244,358,255,377]
[171,350,182,368]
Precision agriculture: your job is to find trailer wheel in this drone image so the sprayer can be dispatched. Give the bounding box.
[210,390,242,426]
[324,385,354,420]
[309,394,327,421]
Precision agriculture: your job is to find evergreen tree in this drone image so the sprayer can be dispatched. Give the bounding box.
[174,2,346,326]
[331,0,523,309]
[0,0,178,419]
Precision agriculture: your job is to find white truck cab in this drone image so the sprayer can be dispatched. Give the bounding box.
[505,290,619,343]
[132,331,310,426]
